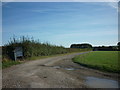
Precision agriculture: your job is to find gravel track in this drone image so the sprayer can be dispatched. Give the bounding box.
[2,51,119,88]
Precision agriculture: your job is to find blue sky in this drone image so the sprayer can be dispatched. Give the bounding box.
[2,2,118,47]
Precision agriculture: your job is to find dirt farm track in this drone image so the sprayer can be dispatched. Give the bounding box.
[2,52,120,88]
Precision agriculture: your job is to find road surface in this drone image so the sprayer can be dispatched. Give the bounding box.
[2,51,119,88]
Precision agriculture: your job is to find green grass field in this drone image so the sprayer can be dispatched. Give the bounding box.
[72,51,120,73]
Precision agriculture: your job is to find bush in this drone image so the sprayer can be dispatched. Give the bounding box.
[2,36,92,61]
[2,36,67,60]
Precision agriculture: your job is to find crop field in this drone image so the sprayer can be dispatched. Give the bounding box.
[73,51,120,73]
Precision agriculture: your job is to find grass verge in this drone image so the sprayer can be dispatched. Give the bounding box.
[2,51,91,69]
[2,61,21,69]
[72,51,120,73]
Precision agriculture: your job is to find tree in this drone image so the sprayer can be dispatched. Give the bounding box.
[70,43,92,49]
[117,42,120,46]
[117,42,120,50]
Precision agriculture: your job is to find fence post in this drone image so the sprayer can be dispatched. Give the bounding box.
[13,50,16,61]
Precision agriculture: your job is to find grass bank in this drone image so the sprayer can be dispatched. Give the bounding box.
[72,51,120,73]
[2,61,21,69]
[2,50,91,69]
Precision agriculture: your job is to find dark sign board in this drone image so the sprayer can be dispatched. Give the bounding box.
[14,47,23,61]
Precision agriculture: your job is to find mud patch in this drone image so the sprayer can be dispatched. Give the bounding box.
[52,66,77,71]
[64,68,76,71]
[85,76,119,88]
[53,66,61,69]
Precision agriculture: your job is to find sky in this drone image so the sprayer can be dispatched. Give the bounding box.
[2,2,118,47]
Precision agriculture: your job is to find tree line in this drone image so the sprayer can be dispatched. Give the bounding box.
[70,42,120,51]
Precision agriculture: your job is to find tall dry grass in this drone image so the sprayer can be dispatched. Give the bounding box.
[2,36,92,60]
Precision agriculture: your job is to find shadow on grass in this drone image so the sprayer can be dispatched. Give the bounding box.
[73,61,120,74]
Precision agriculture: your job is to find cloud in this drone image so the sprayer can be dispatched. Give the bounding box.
[73,0,118,2]
[29,1,120,13]
[31,9,48,13]
[31,8,80,15]
[1,0,119,2]
[52,29,118,40]
[108,2,118,8]
[107,1,120,13]
[31,8,61,13]
[94,1,119,12]
[0,2,12,8]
